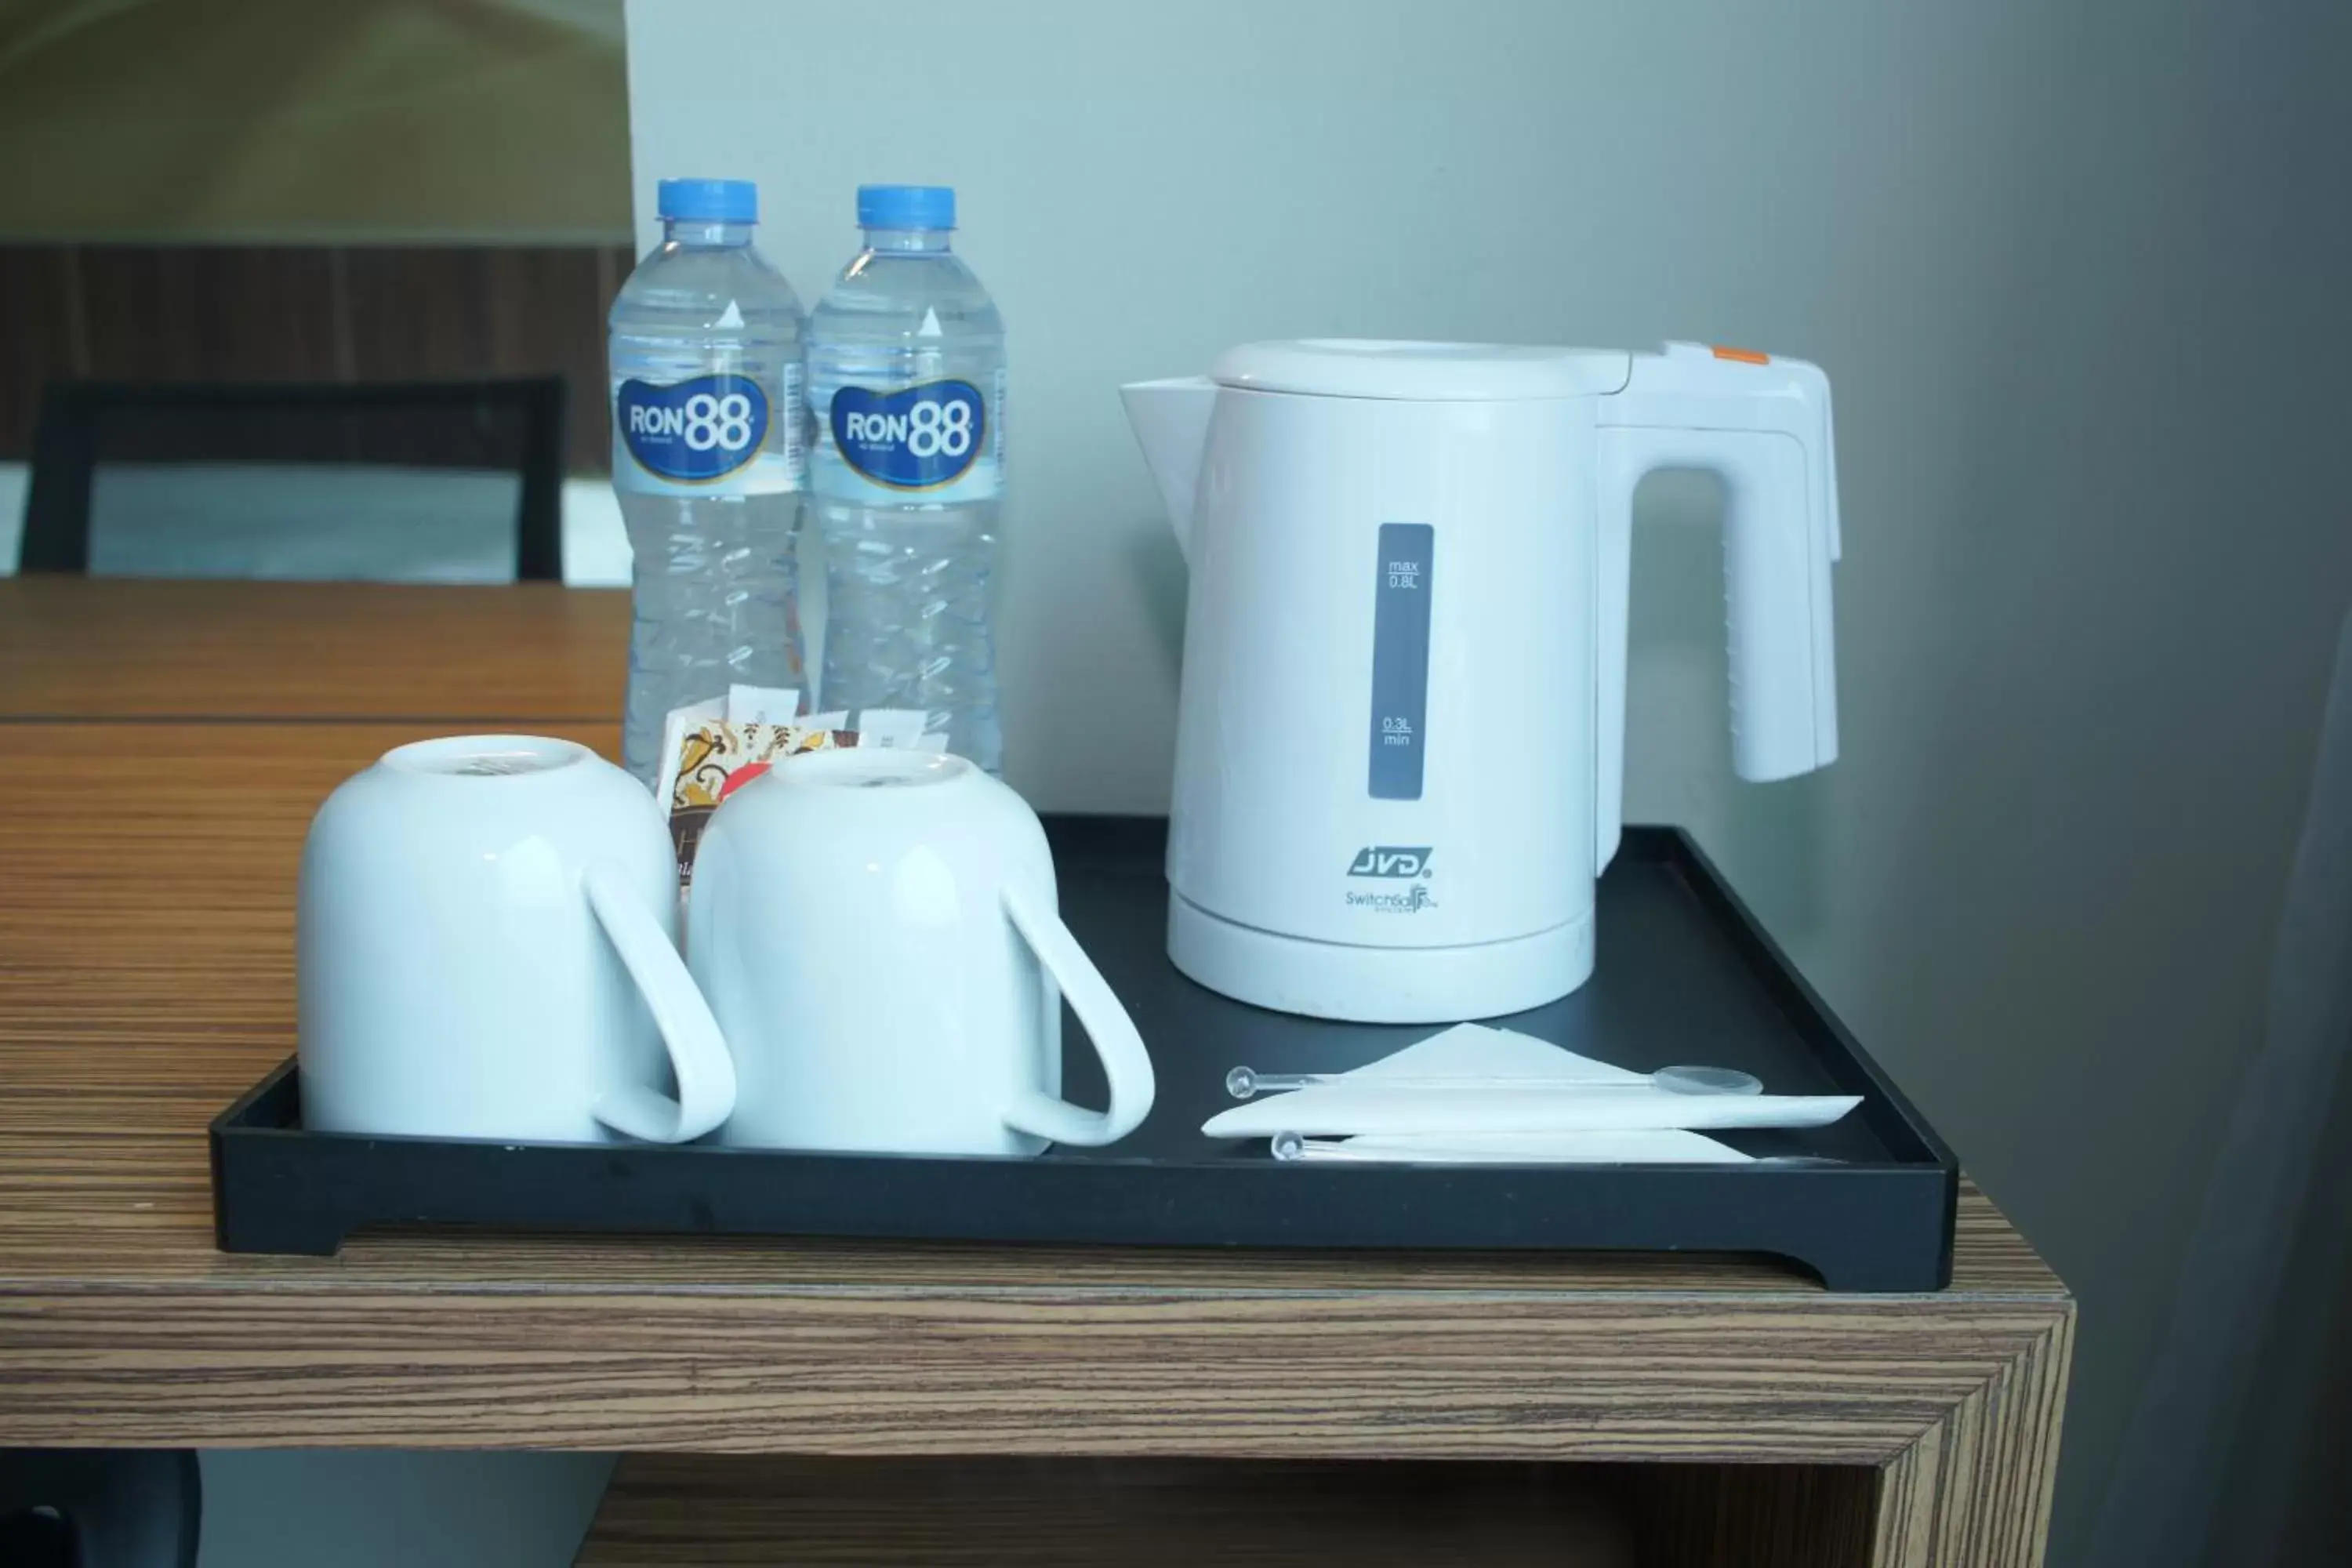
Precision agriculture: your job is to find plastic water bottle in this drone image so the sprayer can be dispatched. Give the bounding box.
[807,185,1006,771]
[608,177,808,784]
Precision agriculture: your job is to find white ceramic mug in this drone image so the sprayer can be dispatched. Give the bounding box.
[297,735,735,1144]
[688,749,1156,1155]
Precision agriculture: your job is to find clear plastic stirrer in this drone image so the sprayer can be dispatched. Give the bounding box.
[1266,1131,1838,1163]
[1225,1063,1764,1101]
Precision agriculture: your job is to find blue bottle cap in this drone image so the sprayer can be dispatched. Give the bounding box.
[658,178,758,223]
[857,184,956,230]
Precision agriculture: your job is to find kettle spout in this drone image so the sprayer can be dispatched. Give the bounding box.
[1119,376,1218,563]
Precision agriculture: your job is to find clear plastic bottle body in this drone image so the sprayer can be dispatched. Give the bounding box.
[806,224,1006,772]
[608,216,808,783]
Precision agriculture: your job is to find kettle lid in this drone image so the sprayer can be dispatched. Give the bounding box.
[1210,339,1632,401]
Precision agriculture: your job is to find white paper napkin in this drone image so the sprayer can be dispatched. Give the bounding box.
[1281,1128,1754,1164]
[1203,1022,1859,1139]
[1278,1022,1650,1087]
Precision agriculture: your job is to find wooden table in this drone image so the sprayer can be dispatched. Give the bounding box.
[0,576,626,722]
[0,579,2073,1566]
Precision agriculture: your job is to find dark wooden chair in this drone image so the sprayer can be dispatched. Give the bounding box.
[19,379,566,582]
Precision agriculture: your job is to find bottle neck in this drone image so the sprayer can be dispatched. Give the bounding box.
[862,226,951,255]
[662,219,754,248]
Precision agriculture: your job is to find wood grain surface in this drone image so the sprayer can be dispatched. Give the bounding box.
[575,1454,1642,1566]
[576,1453,1994,1568]
[0,586,2072,1566]
[0,577,626,720]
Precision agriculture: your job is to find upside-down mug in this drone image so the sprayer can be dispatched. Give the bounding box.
[687,748,1156,1155]
[297,734,735,1144]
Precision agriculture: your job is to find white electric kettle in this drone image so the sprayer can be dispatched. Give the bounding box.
[1122,339,1840,1023]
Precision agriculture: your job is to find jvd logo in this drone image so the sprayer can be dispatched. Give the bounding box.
[1348,846,1432,879]
[829,379,986,490]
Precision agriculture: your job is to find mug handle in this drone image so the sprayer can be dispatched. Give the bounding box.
[581,860,738,1143]
[998,884,1158,1147]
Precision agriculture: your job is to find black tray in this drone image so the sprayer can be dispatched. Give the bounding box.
[211,819,1957,1291]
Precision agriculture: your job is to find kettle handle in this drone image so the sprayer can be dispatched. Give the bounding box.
[1593,343,1841,869]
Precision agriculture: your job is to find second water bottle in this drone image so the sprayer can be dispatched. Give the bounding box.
[807,184,1006,773]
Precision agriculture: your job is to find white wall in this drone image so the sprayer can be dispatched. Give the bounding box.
[627,2,2352,1562]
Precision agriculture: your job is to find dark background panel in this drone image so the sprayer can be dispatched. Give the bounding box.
[0,243,625,474]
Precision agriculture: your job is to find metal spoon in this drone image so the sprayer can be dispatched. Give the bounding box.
[1226,1063,1763,1100]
